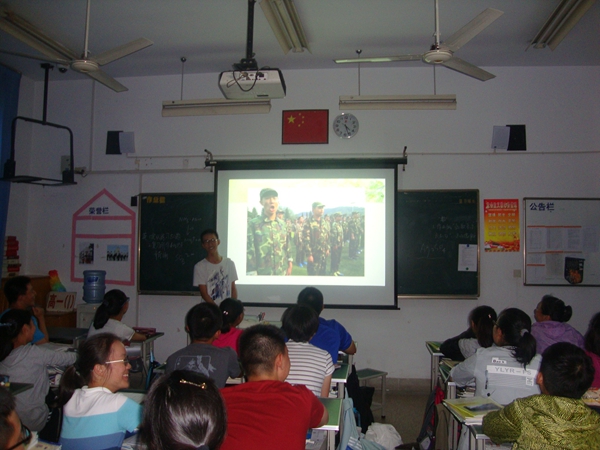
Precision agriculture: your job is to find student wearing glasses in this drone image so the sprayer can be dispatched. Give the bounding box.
[87,289,147,342]
[0,387,32,450]
[58,333,142,450]
[193,229,238,305]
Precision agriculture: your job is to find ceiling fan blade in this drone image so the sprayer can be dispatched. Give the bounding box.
[92,38,153,66]
[444,8,504,52]
[0,49,70,65]
[442,57,495,81]
[0,9,79,61]
[84,68,128,92]
[335,54,422,64]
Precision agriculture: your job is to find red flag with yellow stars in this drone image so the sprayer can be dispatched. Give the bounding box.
[282,110,329,144]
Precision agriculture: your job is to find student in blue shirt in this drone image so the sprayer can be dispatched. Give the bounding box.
[0,276,48,344]
[297,287,356,364]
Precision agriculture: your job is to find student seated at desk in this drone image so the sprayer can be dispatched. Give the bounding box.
[483,342,600,449]
[440,305,496,361]
[140,370,226,450]
[219,324,328,450]
[58,333,142,450]
[213,298,244,356]
[0,309,76,441]
[531,294,584,354]
[584,311,600,388]
[166,303,240,388]
[297,287,356,365]
[450,308,542,405]
[0,276,48,345]
[281,305,334,398]
[87,290,147,342]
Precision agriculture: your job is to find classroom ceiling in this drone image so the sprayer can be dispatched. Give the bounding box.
[0,0,598,86]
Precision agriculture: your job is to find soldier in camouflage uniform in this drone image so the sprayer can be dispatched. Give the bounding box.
[348,211,360,259]
[294,216,306,267]
[330,212,344,275]
[247,188,293,275]
[303,201,330,276]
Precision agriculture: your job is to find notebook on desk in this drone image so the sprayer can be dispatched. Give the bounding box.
[133,327,158,336]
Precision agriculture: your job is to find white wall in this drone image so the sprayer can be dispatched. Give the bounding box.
[6,65,600,379]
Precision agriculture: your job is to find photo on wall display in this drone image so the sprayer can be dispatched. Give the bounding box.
[107,244,129,262]
[78,242,95,265]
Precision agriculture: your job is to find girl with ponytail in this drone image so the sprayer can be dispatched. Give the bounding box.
[450,308,542,405]
[58,333,142,450]
[87,289,146,342]
[213,298,244,356]
[531,294,584,354]
[0,309,76,440]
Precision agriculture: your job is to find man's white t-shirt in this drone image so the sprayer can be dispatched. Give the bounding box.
[193,257,238,304]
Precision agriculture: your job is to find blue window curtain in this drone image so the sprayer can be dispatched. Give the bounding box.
[0,65,21,243]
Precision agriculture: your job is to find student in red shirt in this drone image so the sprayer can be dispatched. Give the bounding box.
[220,324,328,450]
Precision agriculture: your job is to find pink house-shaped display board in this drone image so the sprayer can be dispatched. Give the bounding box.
[71,189,136,285]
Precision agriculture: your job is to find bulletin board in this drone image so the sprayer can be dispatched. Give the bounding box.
[524,198,600,286]
[396,190,479,297]
[138,193,215,294]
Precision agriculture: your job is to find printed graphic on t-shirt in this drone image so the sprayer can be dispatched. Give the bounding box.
[175,355,216,377]
[208,267,230,301]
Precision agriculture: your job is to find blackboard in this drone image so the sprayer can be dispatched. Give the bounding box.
[138,193,215,294]
[524,197,600,286]
[396,190,479,297]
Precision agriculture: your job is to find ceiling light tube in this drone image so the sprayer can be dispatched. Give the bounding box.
[259,0,309,54]
[162,99,271,117]
[529,0,596,50]
[339,95,457,111]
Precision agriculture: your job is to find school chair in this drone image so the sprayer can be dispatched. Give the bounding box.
[356,367,388,418]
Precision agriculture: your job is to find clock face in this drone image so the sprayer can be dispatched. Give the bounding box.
[333,113,359,139]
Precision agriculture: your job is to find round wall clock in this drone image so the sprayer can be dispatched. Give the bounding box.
[333,113,359,139]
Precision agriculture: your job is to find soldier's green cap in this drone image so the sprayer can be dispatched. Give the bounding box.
[260,188,278,199]
[333,212,341,216]
[312,201,325,208]
[277,209,284,214]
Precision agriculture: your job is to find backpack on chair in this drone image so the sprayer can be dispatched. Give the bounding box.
[415,386,444,450]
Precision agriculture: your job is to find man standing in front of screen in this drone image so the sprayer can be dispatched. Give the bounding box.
[247,188,293,276]
[303,201,331,276]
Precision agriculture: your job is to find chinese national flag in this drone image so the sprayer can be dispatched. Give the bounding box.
[282,110,329,144]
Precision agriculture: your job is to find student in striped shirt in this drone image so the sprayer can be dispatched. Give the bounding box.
[58,333,142,450]
[281,305,334,397]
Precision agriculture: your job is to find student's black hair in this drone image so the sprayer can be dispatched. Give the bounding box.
[539,294,572,322]
[0,309,32,361]
[297,287,323,316]
[584,311,600,356]
[539,342,594,398]
[281,305,319,342]
[58,333,121,407]
[238,324,286,377]
[92,289,129,330]
[185,303,223,341]
[219,298,244,334]
[495,308,537,368]
[469,305,497,348]
[201,229,219,241]
[140,370,226,450]
[0,386,17,450]
[3,276,31,305]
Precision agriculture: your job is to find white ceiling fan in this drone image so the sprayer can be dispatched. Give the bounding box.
[334,0,503,81]
[0,0,152,92]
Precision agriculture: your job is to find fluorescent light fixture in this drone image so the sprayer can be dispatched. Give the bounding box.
[529,0,597,50]
[339,95,457,111]
[259,0,309,54]
[162,99,271,117]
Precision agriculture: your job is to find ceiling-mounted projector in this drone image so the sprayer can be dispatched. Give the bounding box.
[219,69,286,100]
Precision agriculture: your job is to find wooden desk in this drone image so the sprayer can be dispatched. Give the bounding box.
[426,341,444,390]
[129,332,164,372]
[332,363,349,399]
[48,327,88,348]
[316,397,342,450]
